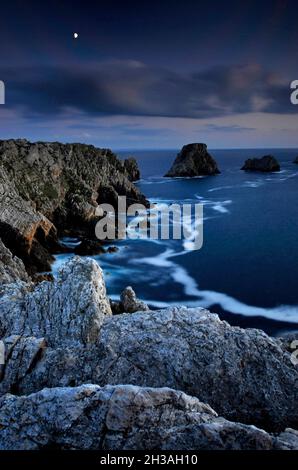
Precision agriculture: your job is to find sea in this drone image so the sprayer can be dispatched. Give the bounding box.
[53,148,298,336]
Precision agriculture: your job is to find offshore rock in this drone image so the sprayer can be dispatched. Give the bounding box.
[241,155,280,172]
[165,143,220,177]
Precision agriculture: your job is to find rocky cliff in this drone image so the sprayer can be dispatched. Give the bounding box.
[0,140,297,451]
[0,139,146,274]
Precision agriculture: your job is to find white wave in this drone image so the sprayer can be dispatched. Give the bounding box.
[194,195,232,214]
[243,180,264,188]
[208,185,235,193]
[53,243,298,323]
[59,237,81,248]
[133,247,298,323]
[140,178,175,185]
[212,200,232,213]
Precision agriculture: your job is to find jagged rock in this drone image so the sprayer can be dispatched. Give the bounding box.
[241,155,280,172]
[165,143,220,177]
[0,239,29,285]
[0,139,146,273]
[0,336,46,395]
[120,286,149,313]
[0,167,57,274]
[0,139,146,219]
[276,331,298,354]
[0,258,296,432]
[31,273,54,283]
[123,157,140,181]
[110,286,149,314]
[0,384,296,450]
[276,428,298,449]
[0,256,112,348]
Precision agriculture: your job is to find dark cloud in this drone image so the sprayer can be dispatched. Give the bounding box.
[202,124,256,132]
[2,61,294,119]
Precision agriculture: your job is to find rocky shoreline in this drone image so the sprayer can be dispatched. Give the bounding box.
[0,244,297,449]
[0,139,297,450]
[0,139,146,276]
[241,155,281,172]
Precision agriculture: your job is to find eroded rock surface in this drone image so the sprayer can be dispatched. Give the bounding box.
[0,384,297,450]
[0,257,297,432]
[0,256,112,348]
[0,239,29,285]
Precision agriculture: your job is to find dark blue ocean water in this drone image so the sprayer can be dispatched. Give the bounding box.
[54,148,298,335]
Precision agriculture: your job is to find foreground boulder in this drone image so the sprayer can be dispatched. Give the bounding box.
[241,155,280,172]
[0,139,146,273]
[0,256,112,348]
[0,384,297,450]
[0,258,297,432]
[165,143,220,177]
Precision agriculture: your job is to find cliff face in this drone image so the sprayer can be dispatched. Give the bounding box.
[0,239,29,285]
[0,139,146,273]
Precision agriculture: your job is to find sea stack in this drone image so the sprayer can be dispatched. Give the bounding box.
[241,155,280,172]
[165,143,220,177]
[293,156,298,164]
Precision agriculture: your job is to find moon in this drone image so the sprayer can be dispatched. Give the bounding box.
[73,32,79,39]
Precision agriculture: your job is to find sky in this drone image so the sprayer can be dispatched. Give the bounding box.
[0,0,298,149]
